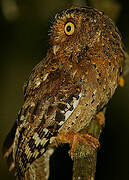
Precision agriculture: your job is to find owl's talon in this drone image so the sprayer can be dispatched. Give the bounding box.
[70,133,100,158]
[56,131,99,158]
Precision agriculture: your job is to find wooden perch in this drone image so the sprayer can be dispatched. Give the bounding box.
[72,111,105,180]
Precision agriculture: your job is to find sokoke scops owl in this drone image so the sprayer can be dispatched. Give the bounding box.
[3,6,125,180]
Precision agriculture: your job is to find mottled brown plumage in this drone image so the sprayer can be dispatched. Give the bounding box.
[3,6,125,179]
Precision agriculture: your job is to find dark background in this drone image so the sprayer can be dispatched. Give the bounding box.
[0,0,129,179]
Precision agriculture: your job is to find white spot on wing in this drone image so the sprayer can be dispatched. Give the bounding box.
[65,111,73,121]
[20,115,24,121]
[33,131,49,147]
[33,150,39,158]
[66,104,70,109]
[40,138,48,146]
[49,137,56,144]
[73,97,79,108]
[43,128,49,135]
[43,73,49,81]
[58,121,64,126]
[33,132,41,147]
[65,92,82,121]
[25,144,32,159]
[41,148,45,154]
[31,102,35,107]
[35,81,41,87]
[34,78,41,87]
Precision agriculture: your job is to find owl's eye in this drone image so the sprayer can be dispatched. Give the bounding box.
[64,22,75,36]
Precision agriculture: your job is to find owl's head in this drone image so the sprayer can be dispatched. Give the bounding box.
[50,6,122,63]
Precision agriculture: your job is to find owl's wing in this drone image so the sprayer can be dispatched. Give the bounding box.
[2,121,17,173]
[8,57,82,178]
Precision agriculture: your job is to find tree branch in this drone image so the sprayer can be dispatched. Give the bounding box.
[72,111,105,180]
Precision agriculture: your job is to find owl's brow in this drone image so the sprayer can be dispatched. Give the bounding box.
[55,6,103,20]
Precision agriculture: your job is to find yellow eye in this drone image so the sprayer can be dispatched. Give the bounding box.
[64,22,75,36]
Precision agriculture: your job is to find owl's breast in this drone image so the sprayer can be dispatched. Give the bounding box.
[58,57,120,133]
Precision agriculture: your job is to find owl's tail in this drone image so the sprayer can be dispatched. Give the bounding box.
[2,121,17,172]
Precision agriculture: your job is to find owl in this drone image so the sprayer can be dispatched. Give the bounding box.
[3,6,125,180]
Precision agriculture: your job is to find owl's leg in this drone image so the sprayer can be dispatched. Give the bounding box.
[55,112,105,158]
[56,131,99,158]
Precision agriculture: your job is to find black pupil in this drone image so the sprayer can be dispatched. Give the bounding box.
[66,25,71,32]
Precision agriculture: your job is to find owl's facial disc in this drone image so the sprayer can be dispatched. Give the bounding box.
[52,22,75,55]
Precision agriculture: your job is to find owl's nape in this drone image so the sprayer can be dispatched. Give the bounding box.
[3,6,125,180]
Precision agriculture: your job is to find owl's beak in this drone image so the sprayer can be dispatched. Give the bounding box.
[53,45,60,55]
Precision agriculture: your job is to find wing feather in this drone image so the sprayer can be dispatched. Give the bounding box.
[12,56,82,177]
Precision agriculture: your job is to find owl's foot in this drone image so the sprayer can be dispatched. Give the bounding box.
[56,131,99,158]
[70,132,99,158]
[95,111,105,126]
